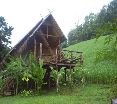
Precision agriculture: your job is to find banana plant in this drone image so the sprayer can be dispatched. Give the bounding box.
[31,57,45,92]
[50,67,65,93]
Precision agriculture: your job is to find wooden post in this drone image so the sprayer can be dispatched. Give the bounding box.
[58,39,61,61]
[69,65,73,89]
[39,43,42,59]
[56,65,59,93]
[47,25,48,38]
[56,48,58,63]
[34,38,36,58]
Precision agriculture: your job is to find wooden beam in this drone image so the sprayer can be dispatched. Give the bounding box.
[63,50,83,53]
[39,43,42,58]
[47,35,60,38]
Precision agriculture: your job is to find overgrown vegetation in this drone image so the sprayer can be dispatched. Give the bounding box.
[50,67,65,93]
[0,54,45,95]
[65,36,117,84]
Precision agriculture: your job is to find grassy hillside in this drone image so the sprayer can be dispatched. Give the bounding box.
[65,36,117,84]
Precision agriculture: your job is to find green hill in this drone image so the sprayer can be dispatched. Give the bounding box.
[65,36,117,84]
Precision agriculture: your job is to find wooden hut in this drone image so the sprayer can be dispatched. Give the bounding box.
[0,14,83,95]
[9,14,66,63]
[2,14,83,68]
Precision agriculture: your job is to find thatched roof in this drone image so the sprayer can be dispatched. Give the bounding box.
[9,14,66,55]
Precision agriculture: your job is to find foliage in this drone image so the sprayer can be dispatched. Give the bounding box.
[5,57,24,77]
[96,19,117,63]
[61,40,68,48]
[4,56,24,95]
[22,70,32,82]
[65,69,77,89]
[20,89,32,97]
[1,53,46,95]
[0,76,5,94]
[22,54,46,92]
[50,67,65,93]
[29,55,46,92]
[73,66,86,85]
[110,84,117,99]
[68,13,97,45]
[0,16,13,62]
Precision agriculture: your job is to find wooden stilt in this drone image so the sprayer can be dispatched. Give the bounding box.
[55,48,58,63]
[70,65,72,82]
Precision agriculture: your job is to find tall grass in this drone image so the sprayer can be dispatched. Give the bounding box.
[65,36,117,84]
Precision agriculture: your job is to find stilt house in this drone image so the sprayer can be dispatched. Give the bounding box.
[1,14,83,69]
[9,14,66,63]
[0,14,83,95]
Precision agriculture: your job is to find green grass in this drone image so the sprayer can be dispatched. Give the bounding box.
[65,36,117,84]
[0,84,111,104]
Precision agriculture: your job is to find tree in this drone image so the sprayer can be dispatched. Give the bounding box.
[96,0,117,63]
[96,19,117,63]
[82,13,97,40]
[68,13,97,45]
[0,16,13,62]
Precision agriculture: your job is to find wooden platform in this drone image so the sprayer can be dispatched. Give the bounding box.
[44,62,76,69]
